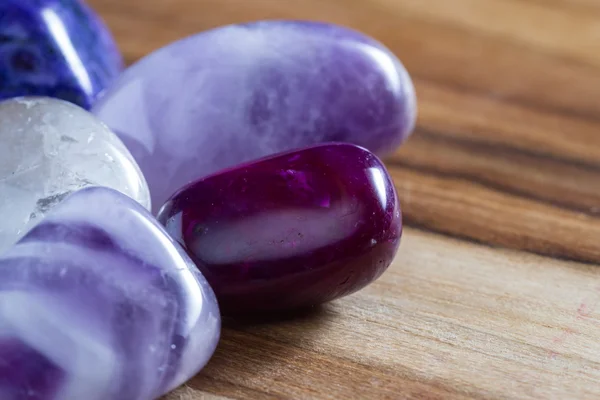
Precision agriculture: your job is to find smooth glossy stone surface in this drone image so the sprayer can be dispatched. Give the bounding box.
[0,97,151,256]
[0,187,221,400]
[93,20,417,212]
[157,143,402,313]
[0,0,122,109]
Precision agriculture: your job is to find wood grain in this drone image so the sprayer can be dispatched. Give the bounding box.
[87,0,600,398]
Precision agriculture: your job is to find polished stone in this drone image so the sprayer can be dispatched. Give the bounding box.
[157,143,402,313]
[0,187,221,400]
[93,20,417,212]
[0,0,122,109]
[0,97,151,255]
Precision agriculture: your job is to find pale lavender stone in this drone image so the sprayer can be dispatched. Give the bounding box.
[92,20,417,213]
[0,187,221,400]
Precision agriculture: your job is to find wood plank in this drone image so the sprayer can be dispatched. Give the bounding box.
[411,78,600,167]
[85,0,600,397]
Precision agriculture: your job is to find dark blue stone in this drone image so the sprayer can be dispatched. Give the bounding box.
[0,0,122,109]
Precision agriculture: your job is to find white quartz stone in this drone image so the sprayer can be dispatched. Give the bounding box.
[0,97,151,254]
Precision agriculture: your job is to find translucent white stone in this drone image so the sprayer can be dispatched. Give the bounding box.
[0,97,151,254]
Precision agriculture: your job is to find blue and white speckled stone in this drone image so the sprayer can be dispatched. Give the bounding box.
[0,0,122,109]
[0,187,221,400]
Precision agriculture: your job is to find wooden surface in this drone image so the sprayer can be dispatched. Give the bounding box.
[89,0,600,398]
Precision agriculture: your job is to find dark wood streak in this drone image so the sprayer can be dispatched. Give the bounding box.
[390,164,600,265]
[386,158,593,218]
[412,73,600,128]
[519,0,600,15]
[403,221,600,267]
[386,129,600,216]
[408,128,600,176]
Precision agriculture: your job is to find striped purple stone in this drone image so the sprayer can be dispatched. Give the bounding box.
[0,187,220,400]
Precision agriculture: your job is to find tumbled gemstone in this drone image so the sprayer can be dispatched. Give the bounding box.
[0,187,221,400]
[92,20,417,212]
[157,143,402,313]
[0,97,151,255]
[0,0,122,109]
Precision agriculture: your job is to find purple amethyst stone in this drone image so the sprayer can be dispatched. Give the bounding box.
[157,143,402,314]
[0,187,220,399]
[92,20,417,212]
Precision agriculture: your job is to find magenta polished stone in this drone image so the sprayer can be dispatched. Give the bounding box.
[92,20,417,213]
[157,143,402,313]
